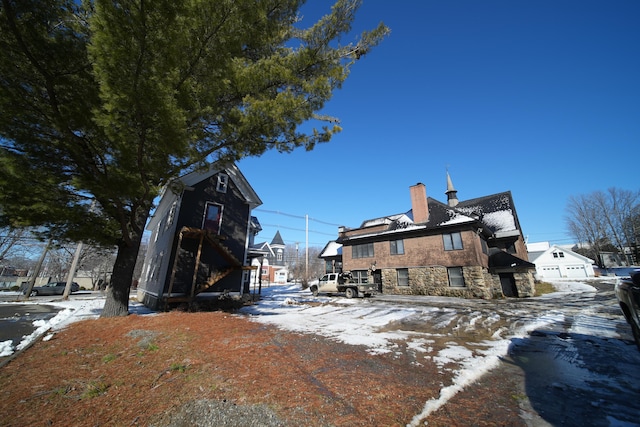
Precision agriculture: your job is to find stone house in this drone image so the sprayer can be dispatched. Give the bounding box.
[320,175,536,299]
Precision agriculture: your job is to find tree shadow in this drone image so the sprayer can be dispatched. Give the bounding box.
[506,329,640,426]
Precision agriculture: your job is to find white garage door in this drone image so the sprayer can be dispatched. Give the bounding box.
[541,266,562,278]
[565,265,587,278]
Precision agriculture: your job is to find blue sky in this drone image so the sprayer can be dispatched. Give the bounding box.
[238,0,640,249]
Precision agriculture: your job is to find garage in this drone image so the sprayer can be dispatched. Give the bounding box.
[565,265,587,278]
[527,243,595,280]
[541,266,562,278]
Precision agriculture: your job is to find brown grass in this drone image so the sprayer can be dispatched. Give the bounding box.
[0,310,526,427]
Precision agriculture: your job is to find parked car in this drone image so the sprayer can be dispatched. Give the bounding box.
[310,272,377,298]
[20,282,80,296]
[615,270,640,350]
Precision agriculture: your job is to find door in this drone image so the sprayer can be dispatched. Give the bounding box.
[566,265,587,278]
[542,266,562,278]
[500,274,518,297]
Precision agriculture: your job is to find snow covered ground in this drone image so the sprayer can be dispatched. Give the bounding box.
[1,279,638,426]
[0,294,153,358]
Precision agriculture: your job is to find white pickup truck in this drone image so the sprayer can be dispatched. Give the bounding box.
[310,272,377,298]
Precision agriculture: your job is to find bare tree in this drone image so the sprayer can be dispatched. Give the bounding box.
[0,226,33,265]
[566,188,640,266]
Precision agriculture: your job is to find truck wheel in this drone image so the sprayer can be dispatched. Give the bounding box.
[345,287,356,299]
[311,286,318,297]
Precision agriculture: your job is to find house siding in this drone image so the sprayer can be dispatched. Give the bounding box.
[167,173,250,294]
[138,163,261,311]
[343,230,489,270]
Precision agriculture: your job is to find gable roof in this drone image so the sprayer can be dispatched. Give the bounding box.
[249,241,275,257]
[319,240,343,258]
[180,163,262,208]
[454,191,519,237]
[148,162,262,231]
[528,244,595,264]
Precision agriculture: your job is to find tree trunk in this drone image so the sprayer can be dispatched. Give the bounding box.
[101,208,149,317]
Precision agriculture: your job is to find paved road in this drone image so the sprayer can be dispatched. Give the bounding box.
[375,280,640,426]
[0,304,61,347]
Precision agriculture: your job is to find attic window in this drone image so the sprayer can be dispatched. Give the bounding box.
[552,251,565,258]
[216,173,229,193]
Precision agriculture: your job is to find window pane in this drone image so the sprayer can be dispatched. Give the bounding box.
[352,243,374,259]
[443,234,453,250]
[397,268,409,286]
[204,203,221,233]
[448,267,465,287]
[452,232,463,249]
[391,240,404,255]
[444,233,463,250]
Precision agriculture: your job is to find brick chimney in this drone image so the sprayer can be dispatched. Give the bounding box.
[410,183,429,224]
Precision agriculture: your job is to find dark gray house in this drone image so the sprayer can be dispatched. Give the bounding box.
[137,163,262,310]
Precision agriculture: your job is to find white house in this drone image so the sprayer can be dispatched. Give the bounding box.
[527,242,595,279]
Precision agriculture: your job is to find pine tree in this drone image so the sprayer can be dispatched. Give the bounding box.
[0,0,388,316]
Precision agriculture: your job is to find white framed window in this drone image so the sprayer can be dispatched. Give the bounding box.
[216,173,229,193]
[448,267,465,287]
[397,268,409,286]
[165,200,177,230]
[203,202,223,234]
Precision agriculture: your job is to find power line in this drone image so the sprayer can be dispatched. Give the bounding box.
[254,208,342,227]
[259,223,336,237]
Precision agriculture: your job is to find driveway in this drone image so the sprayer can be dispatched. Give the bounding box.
[244,279,640,426]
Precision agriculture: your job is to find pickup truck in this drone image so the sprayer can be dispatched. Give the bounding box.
[615,269,640,350]
[311,272,377,298]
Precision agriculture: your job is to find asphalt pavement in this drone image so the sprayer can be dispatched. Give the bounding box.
[0,304,61,347]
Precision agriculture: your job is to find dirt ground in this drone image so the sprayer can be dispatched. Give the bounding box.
[0,310,529,427]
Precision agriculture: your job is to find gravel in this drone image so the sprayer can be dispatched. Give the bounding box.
[150,399,286,427]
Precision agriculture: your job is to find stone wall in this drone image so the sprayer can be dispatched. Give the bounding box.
[381,265,494,299]
[514,272,536,297]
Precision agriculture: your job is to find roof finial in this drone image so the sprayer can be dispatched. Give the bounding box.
[445,168,459,207]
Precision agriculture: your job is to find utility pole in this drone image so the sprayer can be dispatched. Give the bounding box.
[295,242,299,284]
[305,214,309,282]
[62,241,83,300]
[22,239,52,299]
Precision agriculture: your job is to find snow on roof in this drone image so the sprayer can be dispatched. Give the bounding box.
[439,212,475,227]
[482,209,516,232]
[320,241,343,257]
[361,213,405,228]
[346,224,428,240]
[526,242,550,252]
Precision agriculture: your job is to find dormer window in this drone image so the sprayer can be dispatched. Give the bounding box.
[216,173,229,193]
